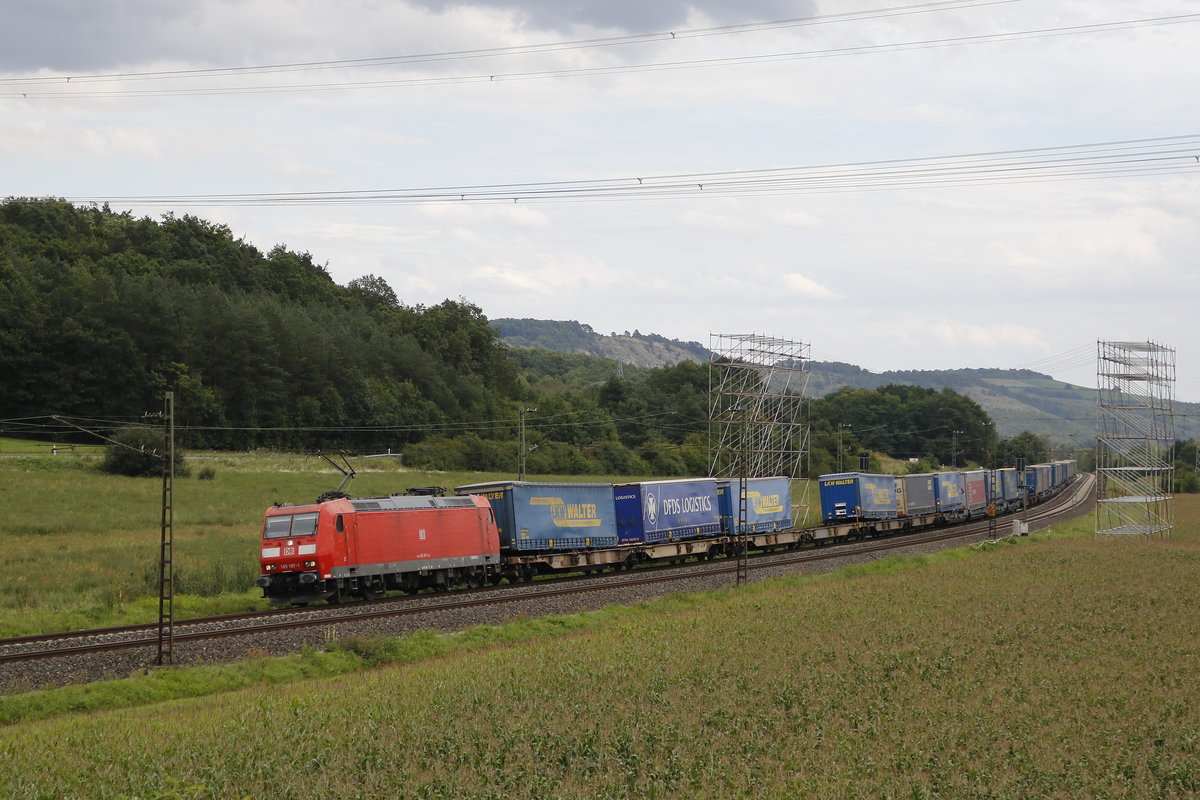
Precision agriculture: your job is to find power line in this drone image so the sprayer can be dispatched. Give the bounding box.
[1008,344,1096,375]
[0,0,1020,87]
[5,8,1196,99]
[43,134,1200,208]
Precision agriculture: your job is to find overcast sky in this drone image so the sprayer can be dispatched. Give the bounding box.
[3,0,1198,402]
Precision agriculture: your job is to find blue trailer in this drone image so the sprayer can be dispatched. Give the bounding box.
[818,473,898,523]
[454,481,618,552]
[991,468,1022,511]
[933,471,966,517]
[1024,464,1052,499]
[613,478,721,544]
[718,476,793,533]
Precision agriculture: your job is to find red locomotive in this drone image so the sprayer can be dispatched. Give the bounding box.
[255,493,501,604]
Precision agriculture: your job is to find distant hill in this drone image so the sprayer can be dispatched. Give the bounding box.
[809,361,1200,443]
[491,319,710,369]
[493,319,1199,444]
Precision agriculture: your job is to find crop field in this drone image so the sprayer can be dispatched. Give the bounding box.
[0,494,1196,799]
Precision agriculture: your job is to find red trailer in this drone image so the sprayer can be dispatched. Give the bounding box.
[256,494,500,604]
[963,469,990,518]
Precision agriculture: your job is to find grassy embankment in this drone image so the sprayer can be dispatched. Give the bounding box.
[0,443,813,636]
[0,494,1196,798]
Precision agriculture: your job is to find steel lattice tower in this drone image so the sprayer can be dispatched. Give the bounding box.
[1095,340,1175,537]
[708,333,811,586]
[708,334,811,481]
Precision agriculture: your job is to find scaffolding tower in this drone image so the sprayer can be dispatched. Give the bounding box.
[1095,340,1175,537]
[709,334,811,583]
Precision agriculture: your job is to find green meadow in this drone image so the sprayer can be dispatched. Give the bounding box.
[0,495,1195,798]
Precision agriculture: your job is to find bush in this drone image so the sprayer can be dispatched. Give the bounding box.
[99,427,190,478]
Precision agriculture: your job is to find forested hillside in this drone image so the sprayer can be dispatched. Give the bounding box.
[0,199,520,452]
[0,200,714,475]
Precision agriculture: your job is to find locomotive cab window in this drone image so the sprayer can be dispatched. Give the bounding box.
[264,512,319,539]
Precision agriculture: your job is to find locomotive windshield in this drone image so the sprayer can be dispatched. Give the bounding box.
[264,512,319,539]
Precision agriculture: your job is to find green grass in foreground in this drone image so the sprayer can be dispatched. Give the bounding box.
[1,499,1197,799]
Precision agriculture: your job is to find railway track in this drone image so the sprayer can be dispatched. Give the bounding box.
[0,473,1094,672]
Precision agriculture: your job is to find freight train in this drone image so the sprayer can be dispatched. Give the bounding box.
[816,460,1077,524]
[255,462,1076,605]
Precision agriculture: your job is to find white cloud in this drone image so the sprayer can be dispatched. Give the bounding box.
[472,251,623,296]
[420,203,551,228]
[770,208,822,228]
[677,209,763,234]
[782,272,837,299]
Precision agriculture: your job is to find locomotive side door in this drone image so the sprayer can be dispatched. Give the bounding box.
[336,513,353,568]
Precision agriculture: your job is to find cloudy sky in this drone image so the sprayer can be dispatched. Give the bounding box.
[3,0,1198,400]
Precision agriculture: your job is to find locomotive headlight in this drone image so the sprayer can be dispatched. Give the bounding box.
[304,560,317,568]
[264,564,276,571]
